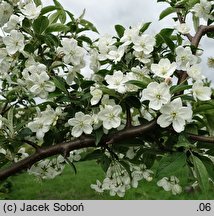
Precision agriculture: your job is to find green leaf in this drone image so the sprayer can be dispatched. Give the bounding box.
[141,150,156,168]
[192,155,209,193]
[126,80,150,89]
[81,149,103,161]
[125,96,141,109]
[79,19,99,33]
[33,16,49,34]
[33,0,42,6]
[140,22,152,34]
[194,101,214,113]
[52,76,68,93]
[53,0,63,9]
[45,23,69,33]
[64,157,77,174]
[175,135,191,148]
[41,5,57,15]
[115,24,125,38]
[156,152,187,178]
[95,128,104,146]
[99,155,111,172]
[156,28,175,51]
[58,9,67,24]
[170,84,192,94]
[159,7,175,20]
[77,35,93,45]
[197,155,214,182]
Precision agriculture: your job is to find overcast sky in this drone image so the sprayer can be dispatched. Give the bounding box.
[44,0,213,83]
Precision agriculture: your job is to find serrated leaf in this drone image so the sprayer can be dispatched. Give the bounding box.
[140,22,152,33]
[115,24,125,38]
[192,155,209,193]
[156,152,187,178]
[159,7,175,20]
[33,16,49,34]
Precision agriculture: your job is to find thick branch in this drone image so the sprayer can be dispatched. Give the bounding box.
[0,120,156,181]
[192,25,214,48]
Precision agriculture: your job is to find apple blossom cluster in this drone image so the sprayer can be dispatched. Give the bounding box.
[27,105,62,140]
[157,176,182,195]
[18,61,56,99]
[192,0,214,21]
[91,162,153,197]
[28,149,84,179]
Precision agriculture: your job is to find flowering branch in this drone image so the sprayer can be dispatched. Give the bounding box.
[178,24,214,83]
[0,120,157,180]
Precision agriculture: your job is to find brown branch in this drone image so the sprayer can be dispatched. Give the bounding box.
[192,25,214,49]
[0,120,157,181]
[0,136,95,181]
[188,134,214,143]
[125,106,132,128]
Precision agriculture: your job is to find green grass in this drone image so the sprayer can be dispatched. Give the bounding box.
[4,160,214,200]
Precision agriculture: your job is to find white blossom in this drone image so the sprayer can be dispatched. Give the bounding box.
[151,58,177,78]
[192,81,212,101]
[175,22,190,34]
[192,0,214,21]
[90,87,103,105]
[90,180,104,193]
[186,64,203,80]
[175,46,198,70]
[98,105,122,130]
[20,2,42,20]
[3,30,25,55]
[3,15,21,33]
[97,34,117,60]
[58,38,85,67]
[0,1,13,27]
[133,34,155,55]
[105,70,128,94]
[28,106,61,140]
[141,82,171,110]
[21,63,55,99]
[120,26,139,46]
[157,98,193,133]
[68,112,93,137]
[133,51,151,64]
[157,177,172,191]
[107,46,125,63]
